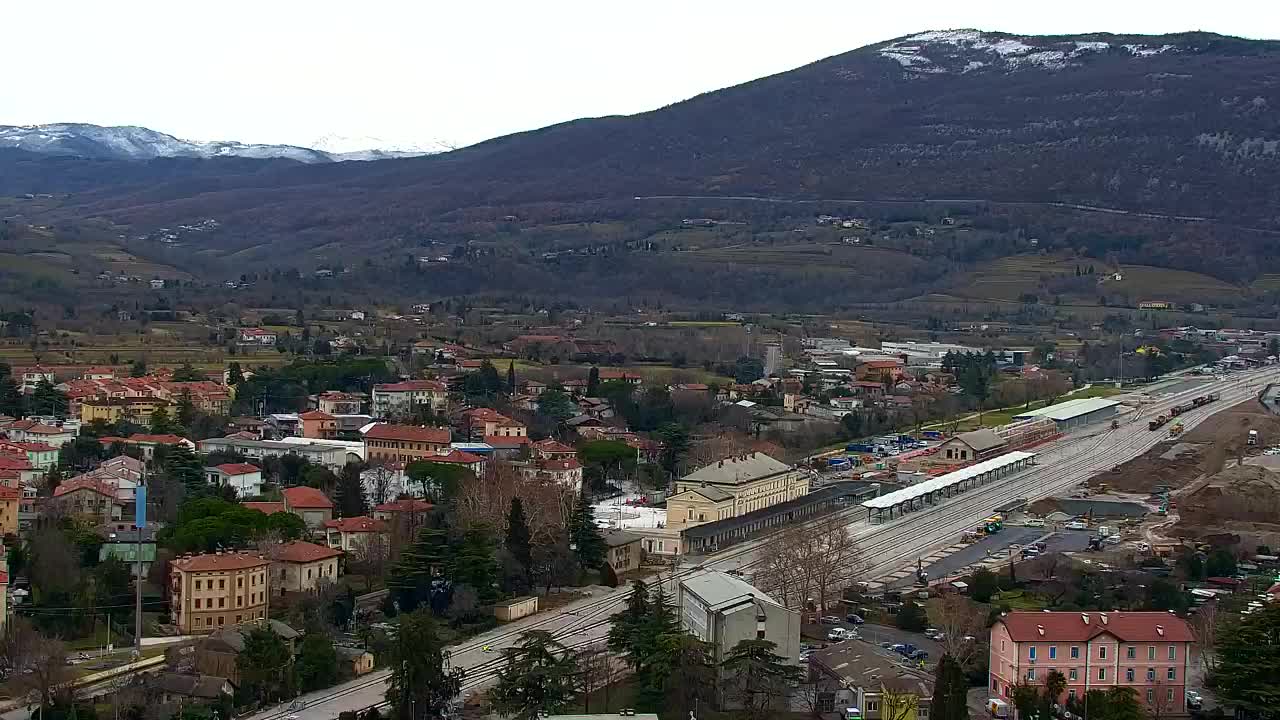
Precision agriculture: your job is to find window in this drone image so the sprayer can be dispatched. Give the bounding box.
[194,580,201,590]
[218,598,225,608]
[1099,646,1108,660]
[1148,646,1156,660]
[219,579,226,589]
[1098,668,1106,681]
[1168,645,1176,661]
[194,598,201,609]
[1147,668,1155,681]
[1147,690,1154,704]
[1068,669,1078,681]
[217,616,224,625]
[866,701,879,713]
[1126,646,1136,659]
[1167,668,1176,681]
[757,630,766,639]
[992,679,998,691]
[1049,646,1057,659]
[1001,640,1006,651]
[206,618,212,626]
[236,615,241,623]
[1126,668,1134,682]
[1167,689,1174,702]
[238,577,243,588]
[1026,669,1036,681]
[1070,646,1080,659]
[1029,646,1037,660]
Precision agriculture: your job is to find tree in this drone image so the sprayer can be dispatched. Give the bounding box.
[150,406,176,435]
[896,600,928,632]
[366,461,396,506]
[1212,602,1280,717]
[1010,683,1040,720]
[0,371,23,417]
[164,443,206,496]
[0,618,74,710]
[647,632,715,719]
[29,379,68,417]
[607,579,651,670]
[577,440,636,486]
[295,631,339,692]
[1206,548,1237,577]
[733,356,765,384]
[507,361,517,395]
[931,654,970,720]
[449,524,499,604]
[227,361,245,386]
[129,359,147,377]
[567,492,605,571]
[334,461,369,517]
[538,385,576,423]
[404,460,473,502]
[171,362,201,382]
[969,568,998,603]
[236,625,295,706]
[720,639,802,719]
[175,392,197,432]
[505,498,533,592]
[1043,669,1067,707]
[586,366,601,396]
[1190,600,1220,674]
[926,595,985,668]
[491,631,578,720]
[656,422,690,476]
[882,685,922,720]
[385,609,465,720]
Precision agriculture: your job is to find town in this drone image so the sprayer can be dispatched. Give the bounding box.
[0,311,1275,720]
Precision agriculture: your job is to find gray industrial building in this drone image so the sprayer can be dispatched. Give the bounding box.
[677,570,801,673]
[1012,397,1120,431]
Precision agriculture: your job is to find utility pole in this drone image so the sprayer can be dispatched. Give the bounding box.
[134,464,146,658]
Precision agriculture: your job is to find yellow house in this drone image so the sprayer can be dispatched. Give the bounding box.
[80,397,169,425]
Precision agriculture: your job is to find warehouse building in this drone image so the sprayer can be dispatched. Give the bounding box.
[1012,397,1120,431]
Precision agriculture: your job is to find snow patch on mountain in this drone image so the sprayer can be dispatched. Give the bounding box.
[877,30,1182,77]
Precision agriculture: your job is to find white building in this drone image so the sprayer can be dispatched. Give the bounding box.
[204,463,264,498]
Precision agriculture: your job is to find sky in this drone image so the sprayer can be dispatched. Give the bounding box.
[3,0,1277,152]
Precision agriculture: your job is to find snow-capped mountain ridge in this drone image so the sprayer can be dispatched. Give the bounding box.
[0,123,444,163]
[877,29,1179,75]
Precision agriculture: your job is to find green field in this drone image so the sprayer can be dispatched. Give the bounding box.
[952,254,1239,305]
[665,320,740,327]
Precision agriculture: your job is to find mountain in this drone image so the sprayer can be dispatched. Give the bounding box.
[308,134,455,161]
[0,123,441,163]
[3,29,1280,309]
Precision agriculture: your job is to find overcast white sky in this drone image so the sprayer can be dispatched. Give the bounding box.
[3,1,1276,151]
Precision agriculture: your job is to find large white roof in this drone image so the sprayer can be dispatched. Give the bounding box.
[861,451,1035,509]
[1012,397,1119,422]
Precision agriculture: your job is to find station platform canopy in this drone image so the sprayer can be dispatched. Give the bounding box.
[861,450,1036,510]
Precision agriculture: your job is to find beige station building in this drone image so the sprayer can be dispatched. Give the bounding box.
[666,453,809,526]
[170,552,271,633]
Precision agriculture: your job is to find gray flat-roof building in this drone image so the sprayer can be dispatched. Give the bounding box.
[198,437,358,468]
[1011,397,1120,431]
[677,570,801,674]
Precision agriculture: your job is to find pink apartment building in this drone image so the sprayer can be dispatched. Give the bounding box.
[990,611,1194,715]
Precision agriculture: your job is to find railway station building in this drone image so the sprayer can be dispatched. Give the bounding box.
[1012,397,1120,431]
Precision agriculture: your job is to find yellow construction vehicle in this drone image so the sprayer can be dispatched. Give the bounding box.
[1168,422,1185,438]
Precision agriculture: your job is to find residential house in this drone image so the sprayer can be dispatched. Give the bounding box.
[417,449,485,476]
[531,438,578,461]
[0,441,57,471]
[298,410,339,440]
[198,437,355,469]
[602,529,643,574]
[237,328,277,346]
[934,429,1008,466]
[362,423,451,464]
[18,366,55,392]
[371,380,449,419]
[314,391,364,416]
[372,498,433,525]
[809,643,934,720]
[323,516,389,553]
[169,552,271,633]
[280,486,334,530]
[598,369,642,385]
[0,485,18,535]
[104,433,195,460]
[52,477,123,523]
[194,619,299,685]
[460,408,527,440]
[79,397,170,426]
[521,457,583,490]
[5,420,75,448]
[337,647,376,677]
[204,463,264,498]
[98,526,158,578]
[989,611,1195,713]
[270,541,343,594]
[148,672,234,707]
[856,358,907,384]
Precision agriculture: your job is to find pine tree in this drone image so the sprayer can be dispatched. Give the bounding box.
[130,358,147,377]
[931,654,971,720]
[506,361,517,395]
[720,639,803,719]
[568,492,605,571]
[505,498,533,589]
[385,609,464,720]
[449,525,499,604]
[491,631,578,720]
[586,366,600,397]
[164,443,206,497]
[150,406,175,435]
[29,379,68,417]
[175,392,196,432]
[0,372,23,418]
[389,525,452,611]
[227,361,245,386]
[607,579,651,670]
[334,462,369,517]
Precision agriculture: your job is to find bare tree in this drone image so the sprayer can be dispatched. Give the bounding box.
[365,461,397,506]
[926,594,986,668]
[753,517,866,614]
[349,530,390,592]
[1189,600,1219,674]
[575,642,613,713]
[880,683,921,720]
[1149,680,1177,720]
[0,619,74,708]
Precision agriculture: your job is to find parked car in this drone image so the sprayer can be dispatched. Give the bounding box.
[908,649,930,661]
[895,644,917,656]
[1065,520,1089,530]
[846,613,865,624]
[880,641,893,649]
[821,615,842,625]
[923,628,940,639]
[828,628,853,642]
[889,643,907,653]
[1186,691,1203,710]
[1024,518,1045,527]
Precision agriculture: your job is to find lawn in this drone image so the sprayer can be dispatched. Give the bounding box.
[994,589,1050,610]
[952,253,1240,305]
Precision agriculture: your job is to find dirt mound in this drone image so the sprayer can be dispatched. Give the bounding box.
[1092,398,1280,494]
[1171,463,1280,546]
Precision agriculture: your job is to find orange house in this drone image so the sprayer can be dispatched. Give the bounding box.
[298,411,338,440]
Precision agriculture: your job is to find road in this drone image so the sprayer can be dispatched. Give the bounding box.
[247,366,1278,720]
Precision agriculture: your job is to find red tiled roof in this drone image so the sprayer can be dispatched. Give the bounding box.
[462,407,511,422]
[11,442,56,452]
[274,540,343,563]
[425,450,484,465]
[127,433,188,445]
[323,516,388,533]
[213,463,261,476]
[53,477,118,499]
[298,410,335,421]
[0,486,21,500]
[539,458,582,472]
[24,424,67,435]
[997,611,1194,643]
[531,438,576,454]
[172,551,270,572]
[374,498,433,513]
[363,424,450,444]
[0,456,33,471]
[242,501,286,515]
[282,486,333,509]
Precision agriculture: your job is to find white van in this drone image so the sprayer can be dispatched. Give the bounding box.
[1024,518,1045,528]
